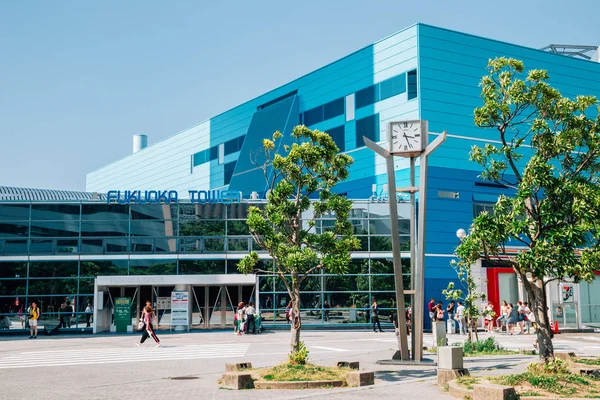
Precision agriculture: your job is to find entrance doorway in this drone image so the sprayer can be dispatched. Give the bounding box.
[191,284,255,329]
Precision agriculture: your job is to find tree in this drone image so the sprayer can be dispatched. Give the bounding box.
[459,57,600,361]
[238,126,359,355]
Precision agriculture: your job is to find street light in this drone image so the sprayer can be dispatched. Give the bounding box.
[456,228,467,240]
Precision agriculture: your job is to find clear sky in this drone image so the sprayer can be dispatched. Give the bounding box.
[1,0,599,190]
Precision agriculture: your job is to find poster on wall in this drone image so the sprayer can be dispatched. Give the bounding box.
[114,297,131,333]
[157,297,171,309]
[561,284,574,303]
[171,291,189,328]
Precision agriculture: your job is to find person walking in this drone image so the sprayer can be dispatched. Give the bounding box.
[323,300,330,322]
[435,301,444,322]
[85,302,93,328]
[235,302,244,335]
[245,302,256,334]
[28,302,40,339]
[484,301,494,333]
[506,303,516,335]
[371,300,383,332]
[65,301,74,328]
[18,305,25,329]
[136,305,160,347]
[455,301,467,335]
[446,300,456,333]
[517,301,526,334]
[495,300,509,332]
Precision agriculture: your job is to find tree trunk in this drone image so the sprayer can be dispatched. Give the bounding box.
[290,283,302,354]
[529,277,554,362]
[467,317,473,342]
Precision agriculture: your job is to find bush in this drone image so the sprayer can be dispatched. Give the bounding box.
[527,359,569,375]
[288,341,310,365]
[463,337,504,354]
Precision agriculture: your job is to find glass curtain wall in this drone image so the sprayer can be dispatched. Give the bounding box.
[0,200,411,330]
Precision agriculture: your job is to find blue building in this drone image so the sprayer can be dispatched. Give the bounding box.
[1,24,599,333]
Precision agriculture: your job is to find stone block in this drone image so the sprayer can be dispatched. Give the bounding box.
[555,351,576,361]
[346,371,375,387]
[225,362,253,372]
[438,346,463,370]
[437,368,469,386]
[220,372,254,390]
[432,321,447,347]
[336,361,359,369]
[473,383,518,400]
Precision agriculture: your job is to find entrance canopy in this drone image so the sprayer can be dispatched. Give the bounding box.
[96,274,256,287]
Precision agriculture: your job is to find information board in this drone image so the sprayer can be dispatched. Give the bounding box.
[114,297,131,333]
[157,297,171,309]
[171,291,189,328]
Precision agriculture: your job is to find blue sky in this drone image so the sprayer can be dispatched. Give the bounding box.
[1,0,599,190]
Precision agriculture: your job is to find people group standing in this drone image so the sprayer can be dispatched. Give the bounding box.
[234,301,260,335]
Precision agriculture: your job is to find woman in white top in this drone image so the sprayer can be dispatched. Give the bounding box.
[495,300,509,332]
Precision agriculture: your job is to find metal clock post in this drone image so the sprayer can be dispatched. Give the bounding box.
[364,120,446,361]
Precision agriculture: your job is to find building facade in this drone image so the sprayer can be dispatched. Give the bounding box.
[1,23,600,333]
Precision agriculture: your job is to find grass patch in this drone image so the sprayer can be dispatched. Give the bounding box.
[520,390,542,396]
[576,358,600,366]
[455,375,480,390]
[488,360,600,398]
[461,337,518,357]
[258,363,348,382]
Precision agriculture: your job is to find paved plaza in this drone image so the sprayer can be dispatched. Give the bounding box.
[0,329,598,399]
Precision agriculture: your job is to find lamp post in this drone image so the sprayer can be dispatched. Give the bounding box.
[456,228,467,241]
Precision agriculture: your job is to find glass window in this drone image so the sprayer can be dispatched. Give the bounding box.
[224,135,245,155]
[129,259,177,275]
[29,261,78,278]
[227,238,249,252]
[178,260,225,274]
[193,149,210,166]
[224,161,236,185]
[29,221,79,237]
[474,203,495,216]
[154,237,177,253]
[355,85,378,109]
[105,238,128,253]
[368,219,410,235]
[326,125,345,152]
[355,114,379,147]
[81,204,129,220]
[227,203,265,219]
[325,275,365,292]
[210,146,218,160]
[57,239,78,254]
[3,239,27,255]
[130,204,177,220]
[0,221,29,237]
[303,106,323,126]
[79,279,94,295]
[31,204,80,220]
[27,278,79,295]
[379,73,406,101]
[131,237,154,253]
[29,239,53,254]
[407,69,418,100]
[80,239,104,254]
[323,98,344,120]
[130,220,177,236]
[180,220,225,236]
[204,238,225,252]
[81,220,129,236]
[178,237,201,253]
[0,204,30,220]
[0,279,27,296]
[80,260,129,276]
[370,236,392,251]
[227,220,250,235]
[0,262,27,279]
[179,204,226,219]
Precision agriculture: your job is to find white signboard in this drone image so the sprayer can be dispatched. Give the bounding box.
[157,297,171,309]
[171,291,189,327]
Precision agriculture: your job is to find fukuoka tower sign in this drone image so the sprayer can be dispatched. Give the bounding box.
[106,190,242,205]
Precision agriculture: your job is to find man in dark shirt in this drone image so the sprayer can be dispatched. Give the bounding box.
[371,300,383,332]
[428,298,436,322]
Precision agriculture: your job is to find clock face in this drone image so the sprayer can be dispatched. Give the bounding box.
[390,120,423,153]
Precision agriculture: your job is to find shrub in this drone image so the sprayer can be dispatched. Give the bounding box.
[288,341,310,365]
[527,359,569,375]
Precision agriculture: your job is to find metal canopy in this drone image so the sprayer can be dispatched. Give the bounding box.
[541,44,598,60]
